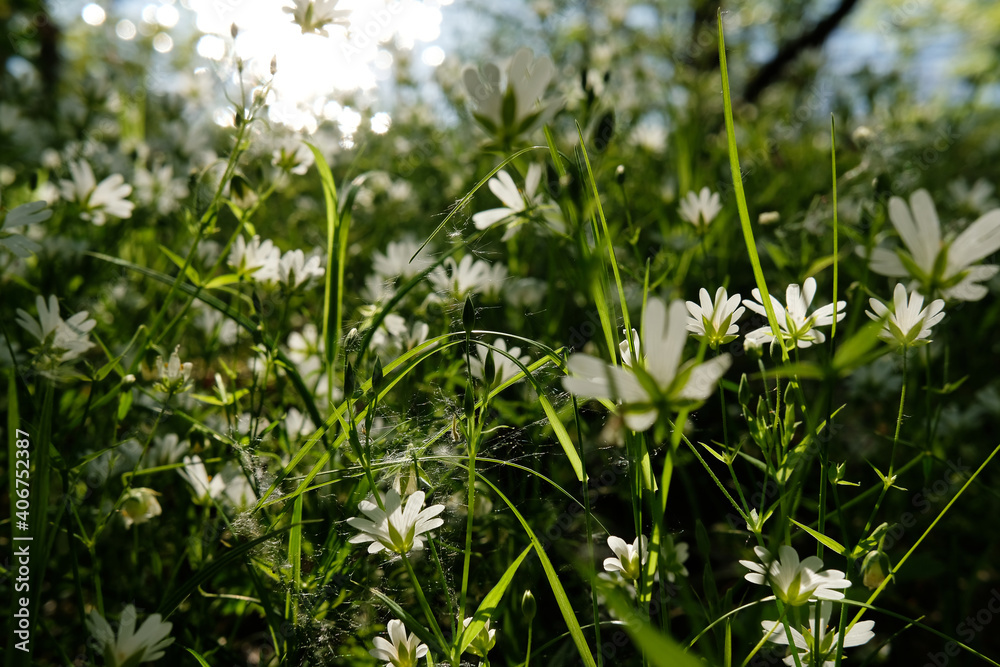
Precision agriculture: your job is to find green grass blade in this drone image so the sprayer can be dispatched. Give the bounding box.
[717,13,789,362]
[412,146,542,259]
[458,543,533,654]
[305,142,341,379]
[184,647,213,666]
[831,114,839,340]
[158,525,295,617]
[469,469,597,667]
[599,584,704,667]
[367,586,448,655]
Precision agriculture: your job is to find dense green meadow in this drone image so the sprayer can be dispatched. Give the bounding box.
[2,1,1000,665]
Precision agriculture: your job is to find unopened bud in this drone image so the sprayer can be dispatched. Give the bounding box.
[463,295,475,335]
[231,22,239,38]
[861,550,890,590]
[615,164,626,185]
[521,590,536,621]
[270,55,277,76]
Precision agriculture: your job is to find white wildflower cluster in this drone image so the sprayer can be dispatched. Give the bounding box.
[427,254,507,302]
[469,337,530,386]
[15,294,96,370]
[741,545,875,666]
[472,163,563,239]
[865,188,1000,302]
[678,187,723,229]
[563,297,732,431]
[743,278,846,351]
[176,455,258,510]
[370,314,431,361]
[228,234,324,291]
[133,163,188,216]
[86,605,173,667]
[283,0,351,37]
[347,487,445,555]
[462,47,561,146]
[286,323,341,406]
[59,159,134,226]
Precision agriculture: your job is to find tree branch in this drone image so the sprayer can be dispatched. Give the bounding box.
[743,0,862,103]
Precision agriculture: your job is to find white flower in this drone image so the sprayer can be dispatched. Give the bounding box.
[347,488,445,555]
[470,337,530,386]
[177,455,226,504]
[86,604,174,667]
[278,249,325,290]
[148,434,189,465]
[369,619,428,667]
[603,535,648,581]
[866,188,1000,301]
[219,461,258,509]
[228,235,281,282]
[120,488,162,529]
[462,617,497,658]
[761,600,875,667]
[428,255,506,300]
[618,327,642,367]
[685,287,745,349]
[271,139,315,175]
[372,238,433,280]
[462,47,560,142]
[284,407,315,441]
[133,164,188,216]
[740,545,852,606]
[743,278,845,350]
[678,187,722,228]
[472,164,545,239]
[371,314,430,361]
[15,294,96,366]
[563,298,732,431]
[283,0,350,37]
[1,200,49,257]
[661,535,690,583]
[59,160,134,226]
[154,346,193,394]
[948,177,996,215]
[865,283,945,350]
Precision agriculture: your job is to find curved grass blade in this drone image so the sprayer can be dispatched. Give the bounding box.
[458,543,533,654]
[465,467,597,667]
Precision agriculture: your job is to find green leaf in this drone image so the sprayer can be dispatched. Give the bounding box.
[538,392,584,481]
[598,584,705,667]
[472,471,597,667]
[183,647,213,666]
[832,320,886,375]
[158,526,295,617]
[4,200,51,228]
[790,519,846,555]
[718,13,789,363]
[368,587,447,655]
[159,244,202,286]
[203,273,240,289]
[458,544,533,654]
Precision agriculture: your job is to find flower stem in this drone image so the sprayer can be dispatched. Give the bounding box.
[401,552,448,651]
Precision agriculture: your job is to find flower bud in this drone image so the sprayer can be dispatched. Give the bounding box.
[521,590,536,621]
[861,550,891,590]
[463,295,475,335]
[120,488,163,528]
